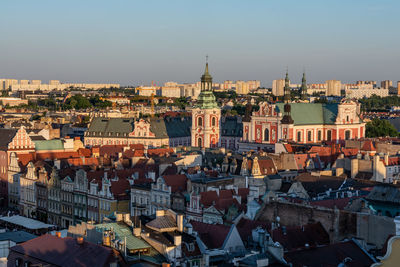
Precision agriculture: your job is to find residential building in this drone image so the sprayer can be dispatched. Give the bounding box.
[131,183,151,216]
[7,234,120,267]
[236,80,249,95]
[84,117,191,148]
[345,87,389,99]
[326,80,341,96]
[272,79,285,96]
[381,80,392,89]
[60,175,74,228]
[19,162,38,218]
[0,231,36,259]
[150,174,187,215]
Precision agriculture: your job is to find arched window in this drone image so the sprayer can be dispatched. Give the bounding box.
[345,130,351,140]
[297,131,302,142]
[327,130,332,141]
[197,137,202,147]
[307,131,312,142]
[198,117,203,127]
[212,117,216,127]
[264,128,269,142]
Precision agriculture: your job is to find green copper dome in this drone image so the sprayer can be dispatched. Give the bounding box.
[196,90,219,109]
[196,61,218,109]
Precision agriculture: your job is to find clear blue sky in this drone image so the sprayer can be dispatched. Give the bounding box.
[0,0,399,87]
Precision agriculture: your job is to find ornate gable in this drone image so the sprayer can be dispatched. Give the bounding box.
[129,119,155,138]
[8,126,35,150]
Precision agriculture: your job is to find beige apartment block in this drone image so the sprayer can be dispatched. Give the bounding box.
[326,80,341,96]
[272,79,285,96]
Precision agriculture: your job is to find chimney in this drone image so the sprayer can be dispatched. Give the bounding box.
[77,236,84,245]
[384,153,389,166]
[395,216,400,236]
[177,214,184,232]
[156,210,165,217]
[174,235,182,246]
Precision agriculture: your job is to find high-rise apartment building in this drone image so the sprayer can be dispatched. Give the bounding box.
[272,79,286,96]
[236,80,249,95]
[381,80,393,89]
[326,80,341,96]
[30,80,41,85]
[397,81,400,96]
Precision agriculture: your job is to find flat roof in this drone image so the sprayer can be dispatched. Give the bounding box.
[0,215,55,230]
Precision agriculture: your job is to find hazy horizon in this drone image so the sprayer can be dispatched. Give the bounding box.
[1,0,399,87]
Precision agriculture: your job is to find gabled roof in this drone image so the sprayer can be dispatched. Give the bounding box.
[361,140,376,152]
[191,221,231,249]
[162,174,187,193]
[9,234,116,267]
[236,218,269,243]
[0,128,17,150]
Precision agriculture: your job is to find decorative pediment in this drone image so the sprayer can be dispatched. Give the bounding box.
[129,119,155,137]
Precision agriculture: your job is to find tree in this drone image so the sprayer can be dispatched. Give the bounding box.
[366,119,398,138]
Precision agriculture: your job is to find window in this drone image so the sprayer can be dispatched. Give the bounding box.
[297,131,302,142]
[345,130,351,140]
[264,128,269,142]
[197,137,202,147]
[317,130,322,141]
[327,130,332,141]
[346,115,349,122]
[212,117,216,126]
[15,258,22,267]
[307,131,312,142]
[197,117,203,127]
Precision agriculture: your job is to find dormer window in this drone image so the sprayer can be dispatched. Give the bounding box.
[188,243,195,251]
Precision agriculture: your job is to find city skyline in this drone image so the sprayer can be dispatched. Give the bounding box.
[1,0,399,86]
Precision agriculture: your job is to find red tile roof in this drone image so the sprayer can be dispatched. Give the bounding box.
[191,221,231,249]
[199,191,218,207]
[9,234,116,267]
[310,197,357,210]
[272,222,330,251]
[361,140,376,152]
[162,174,187,193]
[110,178,131,200]
[148,148,174,157]
[236,218,269,243]
[342,148,359,157]
[284,240,375,266]
[284,144,294,153]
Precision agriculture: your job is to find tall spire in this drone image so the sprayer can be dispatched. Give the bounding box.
[300,71,308,100]
[281,69,294,125]
[283,69,291,103]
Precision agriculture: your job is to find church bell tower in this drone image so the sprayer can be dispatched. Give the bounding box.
[191,58,221,148]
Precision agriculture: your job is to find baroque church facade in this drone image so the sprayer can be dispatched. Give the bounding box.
[242,71,366,145]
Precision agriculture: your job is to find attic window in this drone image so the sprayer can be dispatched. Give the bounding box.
[188,243,195,251]
[123,119,130,122]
